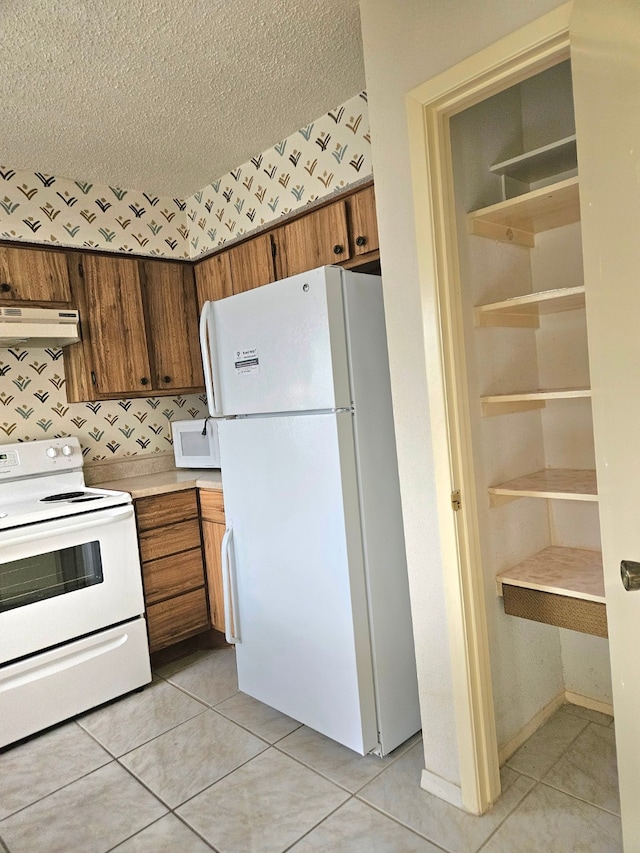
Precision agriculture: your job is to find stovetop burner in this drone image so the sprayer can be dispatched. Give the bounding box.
[0,438,131,531]
[40,491,87,502]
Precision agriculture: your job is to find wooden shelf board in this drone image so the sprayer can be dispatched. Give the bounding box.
[467,177,580,247]
[489,468,597,506]
[481,387,591,416]
[490,135,577,183]
[475,285,586,327]
[496,545,604,602]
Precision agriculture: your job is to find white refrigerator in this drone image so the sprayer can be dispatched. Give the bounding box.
[199,265,420,755]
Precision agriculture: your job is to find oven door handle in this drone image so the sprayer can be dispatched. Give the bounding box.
[221,525,240,644]
[0,505,134,551]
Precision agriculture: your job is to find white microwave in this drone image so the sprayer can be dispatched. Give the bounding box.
[171,418,221,468]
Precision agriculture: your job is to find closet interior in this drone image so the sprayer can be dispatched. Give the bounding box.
[449,59,611,750]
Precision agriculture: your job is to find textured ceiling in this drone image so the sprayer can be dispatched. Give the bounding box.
[1,0,365,197]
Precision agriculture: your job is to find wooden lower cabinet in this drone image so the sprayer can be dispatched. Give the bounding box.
[135,489,210,653]
[146,589,209,653]
[199,488,227,633]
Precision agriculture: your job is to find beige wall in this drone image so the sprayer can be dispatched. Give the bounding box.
[359,0,566,795]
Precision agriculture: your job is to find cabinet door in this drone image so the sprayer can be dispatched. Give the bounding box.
[81,254,152,396]
[273,201,351,279]
[0,246,71,304]
[347,185,379,257]
[194,252,233,310]
[140,260,204,392]
[228,233,275,294]
[195,233,275,307]
[201,519,226,632]
[200,489,226,632]
[146,588,209,653]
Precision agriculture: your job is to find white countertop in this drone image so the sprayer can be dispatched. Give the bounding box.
[98,468,223,499]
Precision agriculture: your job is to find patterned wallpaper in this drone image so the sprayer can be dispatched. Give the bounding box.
[186,92,371,255]
[0,91,371,457]
[0,345,208,459]
[0,92,371,260]
[0,176,191,259]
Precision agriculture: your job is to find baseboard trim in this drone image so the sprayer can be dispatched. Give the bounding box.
[497,689,614,765]
[420,768,464,810]
[498,692,565,765]
[564,690,614,717]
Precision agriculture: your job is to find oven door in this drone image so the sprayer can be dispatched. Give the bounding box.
[0,505,145,664]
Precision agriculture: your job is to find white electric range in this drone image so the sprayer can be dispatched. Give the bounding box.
[0,437,151,748]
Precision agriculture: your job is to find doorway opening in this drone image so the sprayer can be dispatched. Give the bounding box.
[406,4,611,815]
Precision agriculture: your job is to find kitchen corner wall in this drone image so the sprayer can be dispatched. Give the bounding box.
[0,347,209,459]
[0,92,371,259]
[0,92,372,457]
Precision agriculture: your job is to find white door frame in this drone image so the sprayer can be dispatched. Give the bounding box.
[405,4,573,815]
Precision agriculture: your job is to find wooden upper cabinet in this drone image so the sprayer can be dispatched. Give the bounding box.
[0,246,71,305]
[194,251,233,310]
[79,254,152,396]
[273,200,351,279]
[139,260,204,391]
[228,233,275,294]
[194,232,275,308]
[347,185,379,257]
[65,254,205,401]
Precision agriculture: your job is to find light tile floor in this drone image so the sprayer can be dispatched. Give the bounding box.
[0,647,622,853]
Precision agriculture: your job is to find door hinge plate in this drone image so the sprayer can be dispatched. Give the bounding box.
[451,490,461,511]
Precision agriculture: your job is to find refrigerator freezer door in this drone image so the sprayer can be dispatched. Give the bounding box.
[205,266,352,416]
[217,412,379,755]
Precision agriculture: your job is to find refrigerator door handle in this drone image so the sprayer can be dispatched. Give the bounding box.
[199,301,221,416]
[221,525,241,643]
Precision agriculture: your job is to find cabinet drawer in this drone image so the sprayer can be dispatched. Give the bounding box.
[136,490,198,531]
[138,519,201,563]
[146,588,209,653]
[199,488,225,523]
[141,547,205,605]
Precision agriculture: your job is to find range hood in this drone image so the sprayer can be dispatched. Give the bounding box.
[0,306,80,348]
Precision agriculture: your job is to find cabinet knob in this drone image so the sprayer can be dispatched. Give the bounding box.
[0,283,11,293]
[355,235,367,247]
[333,244,344,255]
[140,377,149,386]
[162,375,171,383]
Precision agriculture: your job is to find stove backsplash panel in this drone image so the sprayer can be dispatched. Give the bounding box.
[0,347,207,459]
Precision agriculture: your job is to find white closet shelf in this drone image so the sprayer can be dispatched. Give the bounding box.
[481,387,591,416]
[490,135,578,183]
[467,176,580,247]
[475,285,586,327]
[496,545,604,602]
[497,546,606,638]
[489,467,597,506]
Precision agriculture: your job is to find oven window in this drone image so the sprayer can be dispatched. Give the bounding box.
[0,541,104,612]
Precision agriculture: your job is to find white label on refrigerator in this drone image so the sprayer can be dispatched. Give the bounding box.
[234,347,260,375]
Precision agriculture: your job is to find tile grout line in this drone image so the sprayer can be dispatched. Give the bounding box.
[349,793,454,852]
[0,722,113,822]
[536,777,621,818]
[474,778,542,853]
[535,717,596,785]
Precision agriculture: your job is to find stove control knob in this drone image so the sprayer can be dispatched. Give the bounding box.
[46,446,59,458]
[61,444,74,457]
